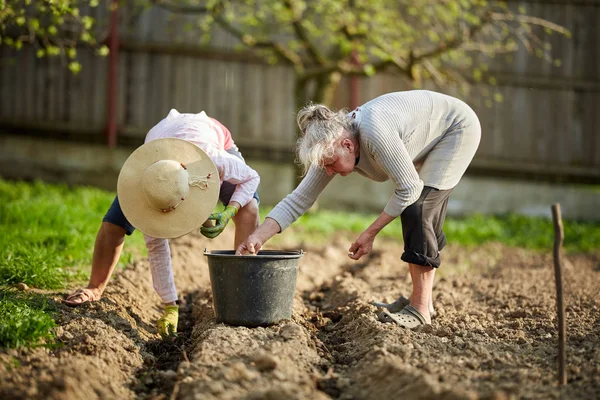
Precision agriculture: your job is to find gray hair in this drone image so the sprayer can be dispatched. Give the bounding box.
[295,103,358,175]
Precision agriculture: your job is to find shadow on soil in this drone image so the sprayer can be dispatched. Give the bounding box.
[132,290,198,399]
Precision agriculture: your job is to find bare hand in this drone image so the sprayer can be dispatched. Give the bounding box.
[348,231,376,260]
[235,218,281,255]
[235,234,263,255]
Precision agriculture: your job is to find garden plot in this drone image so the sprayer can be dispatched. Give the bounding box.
[1,229,598,400]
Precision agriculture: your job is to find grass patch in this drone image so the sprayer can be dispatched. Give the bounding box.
[0,179,147,289]
[262,208,600,253]
[0,289,57,349]
[0,179,148,350]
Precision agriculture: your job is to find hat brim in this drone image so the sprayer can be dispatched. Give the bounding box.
[117,138,220,239]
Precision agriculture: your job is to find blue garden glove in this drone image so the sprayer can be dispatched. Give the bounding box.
[157,305,179,339]
[200,205,238,239]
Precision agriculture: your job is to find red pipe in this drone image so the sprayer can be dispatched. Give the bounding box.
[106,0,119,148]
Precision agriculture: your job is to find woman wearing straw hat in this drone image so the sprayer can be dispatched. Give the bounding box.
[65,109,260,338]
[236,90,481,329]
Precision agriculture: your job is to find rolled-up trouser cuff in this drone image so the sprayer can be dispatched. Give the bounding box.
[401,251,441,268]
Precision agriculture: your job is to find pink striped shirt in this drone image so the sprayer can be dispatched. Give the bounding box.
[143,109,260,303]
[145,109,258,207]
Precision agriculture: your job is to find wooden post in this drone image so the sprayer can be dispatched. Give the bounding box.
[551,203,567,386]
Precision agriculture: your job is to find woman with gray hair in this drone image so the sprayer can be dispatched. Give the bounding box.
[236,90,481,329]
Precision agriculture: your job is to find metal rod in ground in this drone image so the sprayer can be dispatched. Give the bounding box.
[551,203,567,386]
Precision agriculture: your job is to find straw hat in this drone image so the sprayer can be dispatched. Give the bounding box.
[117,138,220,239]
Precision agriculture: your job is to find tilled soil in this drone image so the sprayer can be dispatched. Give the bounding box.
[1,228,598,400]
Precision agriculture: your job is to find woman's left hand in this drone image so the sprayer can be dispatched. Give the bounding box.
[348,231,376,260]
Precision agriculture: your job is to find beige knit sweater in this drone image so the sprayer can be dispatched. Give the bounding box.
[268,90,481,231]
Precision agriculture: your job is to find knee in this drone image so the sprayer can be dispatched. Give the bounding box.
[233,199,259,225]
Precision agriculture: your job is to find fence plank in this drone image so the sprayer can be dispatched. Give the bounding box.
[0,1,598,179]
[1,48,16,118]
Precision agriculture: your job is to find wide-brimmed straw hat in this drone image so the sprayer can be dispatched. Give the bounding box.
[117,138,220,239]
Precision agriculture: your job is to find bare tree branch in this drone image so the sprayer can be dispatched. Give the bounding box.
[147,0,307,70]
[461,41,518,54]
[368,35,411,72]
[213,14,304,70]
[150,0,209,14]
[513,30,533,53]
[412,13,491,63]
[284,0,326,66]
[298,56,412,85]
[489,12,571,36]
[422,59,445,87]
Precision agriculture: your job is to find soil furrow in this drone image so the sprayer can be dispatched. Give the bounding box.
[1,231,598,400]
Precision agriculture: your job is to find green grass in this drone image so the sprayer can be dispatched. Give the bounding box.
[0,178,597,350]
[0,179,148,349]
[444,214,600,253]
[0,179,146,289]
[263,208,600,253]
[0,290,57,349]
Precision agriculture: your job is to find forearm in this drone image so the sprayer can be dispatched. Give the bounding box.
[267,167,333,231]
[348,211,396,260]
[255,217,282,244]
[366,211,396,237]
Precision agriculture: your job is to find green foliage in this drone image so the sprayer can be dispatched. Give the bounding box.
[3,0,571,92]
[157,0,570,104]
[0,0,105,68]
[0,289,57,349]
[0,179,146,289]
[443,214,596,252]
[261,207,600,253]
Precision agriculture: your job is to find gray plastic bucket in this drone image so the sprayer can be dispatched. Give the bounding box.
[203,250,303,327]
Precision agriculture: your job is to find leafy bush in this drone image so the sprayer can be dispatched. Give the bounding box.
[0,290,56,349]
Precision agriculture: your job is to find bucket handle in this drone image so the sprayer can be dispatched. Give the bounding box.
[203,249,305,255]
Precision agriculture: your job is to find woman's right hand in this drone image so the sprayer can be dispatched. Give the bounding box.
[235,218,281,255]
[235,234,263,255]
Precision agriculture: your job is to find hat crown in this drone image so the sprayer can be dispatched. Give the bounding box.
[142,160,189,212]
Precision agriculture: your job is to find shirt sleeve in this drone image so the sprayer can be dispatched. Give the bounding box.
[145,235,178,303]
[211,151,260,207]
[266,165,334,231]
[363,113,424,217]
[208,117,235,150]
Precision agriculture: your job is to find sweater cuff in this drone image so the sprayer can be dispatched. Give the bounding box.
[383,201,407,218]
[266,208,294,232]
[383,181,424,217]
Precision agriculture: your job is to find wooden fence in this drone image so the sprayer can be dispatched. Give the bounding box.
[0,1,598,183]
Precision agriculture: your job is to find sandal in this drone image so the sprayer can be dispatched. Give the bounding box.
[379,305,428,329]
[372,295,410,312]
[64,288,101,307]
[373,295,436,318]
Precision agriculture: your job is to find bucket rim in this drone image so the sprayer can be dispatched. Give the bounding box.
[203,249,304,259]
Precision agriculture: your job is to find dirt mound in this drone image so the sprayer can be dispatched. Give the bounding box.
[1,229,599,399]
